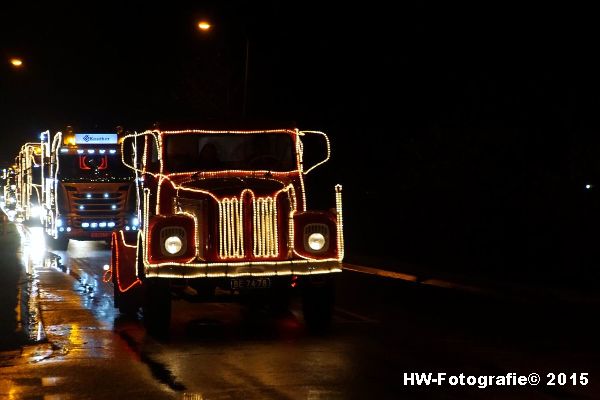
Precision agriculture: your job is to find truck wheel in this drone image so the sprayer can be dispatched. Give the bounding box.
[142,279,171,338]
[48,235,69,251]
[268,287,292,317]
[114,287,140,316]
[302,275,335,333]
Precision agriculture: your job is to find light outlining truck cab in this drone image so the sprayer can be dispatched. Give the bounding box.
[108,127,344,334]
[15,142,43,224]
[41,127,136,250]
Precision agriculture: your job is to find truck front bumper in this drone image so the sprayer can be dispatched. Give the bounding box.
[143,259,342,279]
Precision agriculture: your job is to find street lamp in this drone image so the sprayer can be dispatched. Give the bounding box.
[9,58,23,68]
[197,21,211,31]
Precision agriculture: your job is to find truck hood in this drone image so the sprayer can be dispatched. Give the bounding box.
[172,176,287,198]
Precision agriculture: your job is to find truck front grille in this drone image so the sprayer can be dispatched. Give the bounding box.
[71,191,124,216]
[217,195,279,260]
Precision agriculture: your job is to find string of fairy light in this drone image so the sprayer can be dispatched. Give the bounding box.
[109,128,344,282]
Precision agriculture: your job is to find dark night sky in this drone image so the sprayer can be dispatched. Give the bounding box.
[2,2,600,281]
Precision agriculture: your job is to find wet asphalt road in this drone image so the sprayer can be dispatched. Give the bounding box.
[1,227,600,399]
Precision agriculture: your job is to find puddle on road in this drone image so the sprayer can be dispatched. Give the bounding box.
[17,227,121,359]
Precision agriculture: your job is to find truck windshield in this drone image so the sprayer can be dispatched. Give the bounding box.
[57,154,134,182]
[164,133,296,172]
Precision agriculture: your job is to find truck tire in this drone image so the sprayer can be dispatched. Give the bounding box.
[302,275,335,333]
[142,278,171,338]
[114,287,140,316]
[268,286,292,317]
[48,235,69,251]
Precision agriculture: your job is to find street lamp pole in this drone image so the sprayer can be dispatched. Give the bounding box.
[197,19,251,118]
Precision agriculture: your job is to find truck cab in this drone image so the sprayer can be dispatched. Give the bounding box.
[109,127,344,334]
[41,128,136,250]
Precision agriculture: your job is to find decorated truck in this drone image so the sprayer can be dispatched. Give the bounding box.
[41,127,137,250]
[15,142,43,224]
[107,127,344,333]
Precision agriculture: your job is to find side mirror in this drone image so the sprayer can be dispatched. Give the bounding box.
[300,131,331,175]
[120,131,159,172]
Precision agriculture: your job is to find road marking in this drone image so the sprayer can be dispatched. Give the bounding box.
[342,263,418,282]
[334,306,379,323]
[420,278,484,294]
[343,263,486,295]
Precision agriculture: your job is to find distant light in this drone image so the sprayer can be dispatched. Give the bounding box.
[86,193,92,198]
[585,184,592,190]
[10,58,23,67]
[103,264,110,271]
[197,21,211,31]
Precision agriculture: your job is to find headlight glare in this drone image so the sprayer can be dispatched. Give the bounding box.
[308,232,326,251]
[164,235,183,255]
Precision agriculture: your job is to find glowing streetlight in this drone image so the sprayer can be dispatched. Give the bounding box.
[197,21,211,31]
[9,58,23,68]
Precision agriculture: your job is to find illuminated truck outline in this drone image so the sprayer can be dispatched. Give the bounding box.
[40,128,136,250]
[107,128,344,334]
[15,142,43,223]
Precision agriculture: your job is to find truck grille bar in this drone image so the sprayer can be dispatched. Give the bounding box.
[218,197,244,258]
[217,195,280,259]
[71,191,124,215]
[253,197,278,257]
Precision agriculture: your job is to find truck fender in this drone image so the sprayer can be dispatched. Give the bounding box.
[110,230,141,292]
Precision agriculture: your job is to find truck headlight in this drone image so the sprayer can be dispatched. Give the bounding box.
[30,206,41,218]
[303,223,329,253]
[307,233,326,251]
[164,236,183,254]
[160,226,187,256]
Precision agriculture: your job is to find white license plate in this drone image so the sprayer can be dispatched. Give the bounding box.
[231,277,271,290]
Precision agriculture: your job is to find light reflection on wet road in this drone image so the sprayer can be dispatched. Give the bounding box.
[7,228,377,399]
[4,226,599,399]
